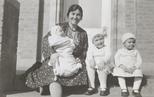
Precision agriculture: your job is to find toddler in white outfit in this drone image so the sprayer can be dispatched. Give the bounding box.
[85,33,111,96]
[48,26,82,78]
[113,33,143,97]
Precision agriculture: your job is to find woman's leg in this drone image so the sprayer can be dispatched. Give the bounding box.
[39,86,43,94]
[133,77,142,92]
[49,82,62,97]
[86,66,95,88]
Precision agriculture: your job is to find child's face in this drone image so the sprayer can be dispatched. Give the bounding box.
[56,27,65,36]
[123,38,136,50]
[93,36,104,49]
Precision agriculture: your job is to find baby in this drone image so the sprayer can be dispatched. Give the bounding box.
[48,26,82,78]
[113,33,143,97]
[85,33,111,96]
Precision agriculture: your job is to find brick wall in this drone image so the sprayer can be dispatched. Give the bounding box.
[0,0,55,90]
[117,0,136,48]
[16,0,56,71]
[0,0,4,62]
[0,0,4,91]
[16,0,39,71]
[136,0,154,75]
[43,0,56,35]
[117,0,154,75]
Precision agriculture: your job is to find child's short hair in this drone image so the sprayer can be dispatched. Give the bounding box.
[92,34,105,44]
[122,33,136,43]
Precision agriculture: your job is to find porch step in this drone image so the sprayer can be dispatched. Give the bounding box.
[5,74,154,97]
[5,86,154,97]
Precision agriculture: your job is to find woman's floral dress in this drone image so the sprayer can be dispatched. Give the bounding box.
[25,22,88,88]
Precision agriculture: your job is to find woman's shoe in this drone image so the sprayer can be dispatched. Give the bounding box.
[100,89,109,96]
[132,90,142,97]
[85,87,97,95]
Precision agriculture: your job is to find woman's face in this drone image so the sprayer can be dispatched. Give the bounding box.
[67,9,82,25]
[123,38,136,50]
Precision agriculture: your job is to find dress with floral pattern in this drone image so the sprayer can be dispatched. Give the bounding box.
[25,22,88,88]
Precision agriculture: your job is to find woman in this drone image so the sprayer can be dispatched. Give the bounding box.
[25,4,88,97]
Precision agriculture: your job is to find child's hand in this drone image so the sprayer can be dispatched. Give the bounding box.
[97,64,104,71]
[75,58,81,63]
[89,63,95,69]
[104,67,110,74]
[102,26,108,36]
[128,66,136,74]
[87,58,96,69]
[119,64,132,73]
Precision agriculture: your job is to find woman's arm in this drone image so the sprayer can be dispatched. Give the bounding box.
[41,25,62,61]
[41,31,55,61]
[79,32,88,63]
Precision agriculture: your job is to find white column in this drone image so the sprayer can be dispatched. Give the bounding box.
[101,0,111,49]
[48,0,57,31]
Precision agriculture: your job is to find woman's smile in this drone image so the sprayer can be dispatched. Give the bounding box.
[68,9,82,25]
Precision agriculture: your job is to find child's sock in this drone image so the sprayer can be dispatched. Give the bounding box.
[122,89,127,92]
[100,88,106,91]
[133,89,139,93]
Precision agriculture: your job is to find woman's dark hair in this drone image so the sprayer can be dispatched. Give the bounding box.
[67,4,83,19]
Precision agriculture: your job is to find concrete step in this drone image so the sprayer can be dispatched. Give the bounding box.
[4,74,154,97]
[5,86,154,97]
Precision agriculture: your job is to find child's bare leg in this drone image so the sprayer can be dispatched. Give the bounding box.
[86,66,95,88]
[132,77,142,97]
[97,70,109,96]
[97,70,107,90]
[85,66,97,95]
[118,77,129,96]
[133,77,142,92]
[118,77,127,91]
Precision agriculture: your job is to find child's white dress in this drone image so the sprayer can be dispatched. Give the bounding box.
[86,45,111,89]
[113,48,143,77]
[86,45,111,70]
[48,35,82,77]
